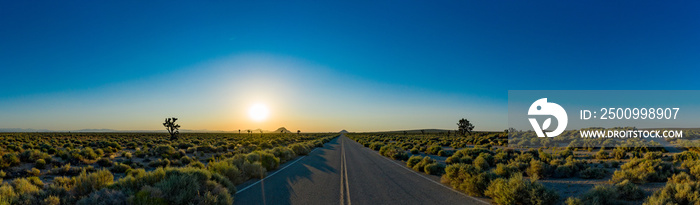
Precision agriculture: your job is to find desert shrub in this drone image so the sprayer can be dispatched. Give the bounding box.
[556,149,574,159]
[51,176,75,191]
[288,143,311,156]
[27,168,41,176]
[241,161,266,179]
[565,197,582,205]
[474,156,490,171]
[111,167,234,205]
[406,156,422,167]
[615,179,644,200]
[611,158,672,183]
[411,156,436,173]
[80,147,99,161]
[612,148,627,159]
[494,152,510,164]
[644,151,663,160]
[154,173,200,205]
[579,167,609,179]
[208,160,244,184]
[0,170,5,178]
[43,195,60,205]
[248,151,280,171]
[98,157,114,167]
[195,145,215,153]
[177,143,194,149]
[478,153,495,165]
[0,183,17,204]
[485,173,559,205]
[670,172,694,184]
[410,148,419,154]
[379,145,408,160]
[369,142,384,151]
[595,149,609,159]
[134,149,147,158]
[76,189,127,205]
[494,163,517,178]
[526,159,547,179]
[198,189,232,205]
[580,185,618,205]
[130,186,168,205]
[27,176,43,187]
[310,140,323,148]
[72,169,114,198]
[50,164,84,176]
[446,155,472,165]
[534,152,551,166]
[269,147,296,162]
[644,176,700,205]
[424,162,445,175]
[12,178,41,195]
[179,156,193,165]
[35,159,47,169]
[447,149,492,165]
[20,149,50,163]
[426,145,442,155]
[443,163,493,196]
[674,151,699,162]
[1,153,20,168]
[186,160,204,169]
[549,159,564,166]
[122,152,133,159]
[152,145,176,158]
[111,163,132,173]
[148,159,170,168]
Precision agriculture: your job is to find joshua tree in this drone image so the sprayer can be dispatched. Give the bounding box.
[403,131,407,135]
[238,129,241,134]
[163,117,180,141]
[457,118,475,136]
[297,130,301,135]
[421,130,425,135]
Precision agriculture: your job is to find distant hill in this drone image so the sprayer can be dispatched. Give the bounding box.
[339,130,349,134]
[273,127,293,133]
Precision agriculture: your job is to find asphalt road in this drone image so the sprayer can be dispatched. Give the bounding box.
[234,134,489,205]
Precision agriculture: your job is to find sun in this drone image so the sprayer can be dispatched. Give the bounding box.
[248,104,270,122]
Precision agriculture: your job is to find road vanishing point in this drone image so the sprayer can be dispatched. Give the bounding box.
[234,134,489,205]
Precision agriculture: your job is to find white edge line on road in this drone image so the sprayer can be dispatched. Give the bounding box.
[237,147,320,194]
[357,141,491,205]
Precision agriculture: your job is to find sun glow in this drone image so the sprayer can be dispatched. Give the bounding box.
[248,103,270,122]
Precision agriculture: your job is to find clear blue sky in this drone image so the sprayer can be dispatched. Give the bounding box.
[1,1,699,131]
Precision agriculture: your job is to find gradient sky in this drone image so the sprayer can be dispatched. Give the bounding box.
[1,1,699,132]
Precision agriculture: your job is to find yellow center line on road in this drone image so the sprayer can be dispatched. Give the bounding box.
[340,137,352,205]
[340,139,345,205]
[343,138,352,205]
